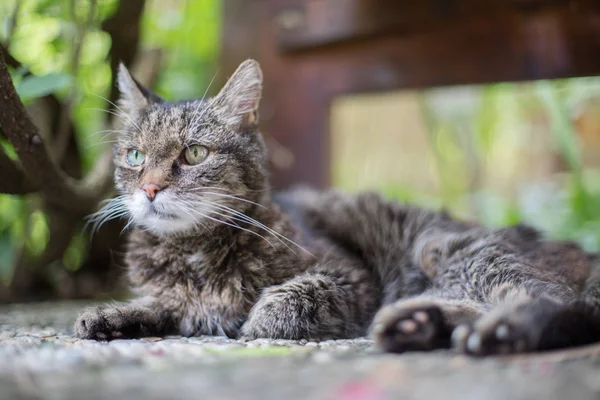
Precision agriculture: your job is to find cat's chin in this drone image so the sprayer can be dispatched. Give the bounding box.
[126,192,199,236]
[134,215,196,236]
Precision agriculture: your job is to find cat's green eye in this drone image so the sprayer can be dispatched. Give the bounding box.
[184,144,208,165]
[126,149,145,167]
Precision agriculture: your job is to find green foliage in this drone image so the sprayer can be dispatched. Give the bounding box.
[26,210,49,256]
[0,195,25,283]
[334,76,600,253]
[420,78,600,251]
[63,233,87,272]
[0,0,220,280]
[142,0,220,100]
[16,72,73,103]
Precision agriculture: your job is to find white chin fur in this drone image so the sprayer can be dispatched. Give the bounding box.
[127,191,198,235]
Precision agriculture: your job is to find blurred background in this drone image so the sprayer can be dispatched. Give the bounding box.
[2,0,600,302]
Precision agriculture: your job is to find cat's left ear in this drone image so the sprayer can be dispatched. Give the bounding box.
[117,62,162,115]
[214,59,263,129]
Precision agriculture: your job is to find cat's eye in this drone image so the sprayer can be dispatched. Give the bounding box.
[126,149,145,167]
[183,144,208,165]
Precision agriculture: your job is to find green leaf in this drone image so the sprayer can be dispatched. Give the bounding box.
[0,231,16,284]
[0,137,17,160]
[535,80,582,173]
[26,210,49,257]
[63,233,87,272]
[15,73,72,102]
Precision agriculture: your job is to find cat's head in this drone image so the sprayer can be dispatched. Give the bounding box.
[111,60,267,236]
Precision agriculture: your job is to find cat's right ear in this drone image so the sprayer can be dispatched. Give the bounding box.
[117,62,162,115]
[213,59,263,129]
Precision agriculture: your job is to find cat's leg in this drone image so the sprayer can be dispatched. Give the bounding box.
[74,296,175,340]
[438,242,599,355]
[372,290,484,353]
[452,292,600,356]
[241,265,379,340]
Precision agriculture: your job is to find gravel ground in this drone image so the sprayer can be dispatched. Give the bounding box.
[2,301,600,400]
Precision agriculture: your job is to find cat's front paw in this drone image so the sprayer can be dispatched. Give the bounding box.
[241,291,303,340]
[242,275,350,340]
[75,307,140,340]
[372,302,451,353]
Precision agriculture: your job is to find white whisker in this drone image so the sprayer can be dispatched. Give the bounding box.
[85,196,130,237]
[179,201,276,248]
[181,196,312,256]
[188,189,267,209]
[187,71,220,135]
[203,200,313,257]
[89,93,144,134]
[170,202,212,235]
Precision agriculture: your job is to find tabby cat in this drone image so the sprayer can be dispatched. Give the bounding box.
[75,60,380,341]
[75,59,600,356]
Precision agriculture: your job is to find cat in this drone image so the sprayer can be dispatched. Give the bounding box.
[74,60,381,341]
[288,189,600,355]
[76,59,600,356]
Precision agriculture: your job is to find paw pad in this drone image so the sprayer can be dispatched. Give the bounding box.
[374,305,450,353]
[452,320,531,356]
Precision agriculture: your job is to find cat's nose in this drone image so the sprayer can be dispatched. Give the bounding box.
[140,183,163,201]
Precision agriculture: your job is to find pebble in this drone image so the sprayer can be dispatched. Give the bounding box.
[272,339,293,346]
[39,328,57,338]
[142,337,163,342]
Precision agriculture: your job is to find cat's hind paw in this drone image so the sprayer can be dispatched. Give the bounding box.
[372,303,451,353]
[451,320,531,356]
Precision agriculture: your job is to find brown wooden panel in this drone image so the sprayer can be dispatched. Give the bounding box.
[276,9,600,95]
[222,0,600,189]
[275,0,591,52]
[222,0,331,188]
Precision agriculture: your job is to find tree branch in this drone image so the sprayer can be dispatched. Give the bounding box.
[0,140,37,194]
[0,0,148,213]
[102,0,146,115]
[0,52,104,215]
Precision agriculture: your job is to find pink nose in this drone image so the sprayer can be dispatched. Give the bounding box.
[141,183,163,201]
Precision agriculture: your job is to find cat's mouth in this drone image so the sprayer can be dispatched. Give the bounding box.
[149,205,179,220]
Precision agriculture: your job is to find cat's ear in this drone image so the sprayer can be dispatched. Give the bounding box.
[117,62,162,115]
[214,59,263,128]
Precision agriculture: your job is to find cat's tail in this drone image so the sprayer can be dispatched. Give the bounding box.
[277,187,439,304]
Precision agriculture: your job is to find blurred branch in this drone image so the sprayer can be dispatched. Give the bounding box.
[102,0,146,115]
[10,206,78,300]
[132,48,163,88]
[53,0,98,164]
[0,52,107,215]
[0,44,19,69]
[0,139,37,194]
